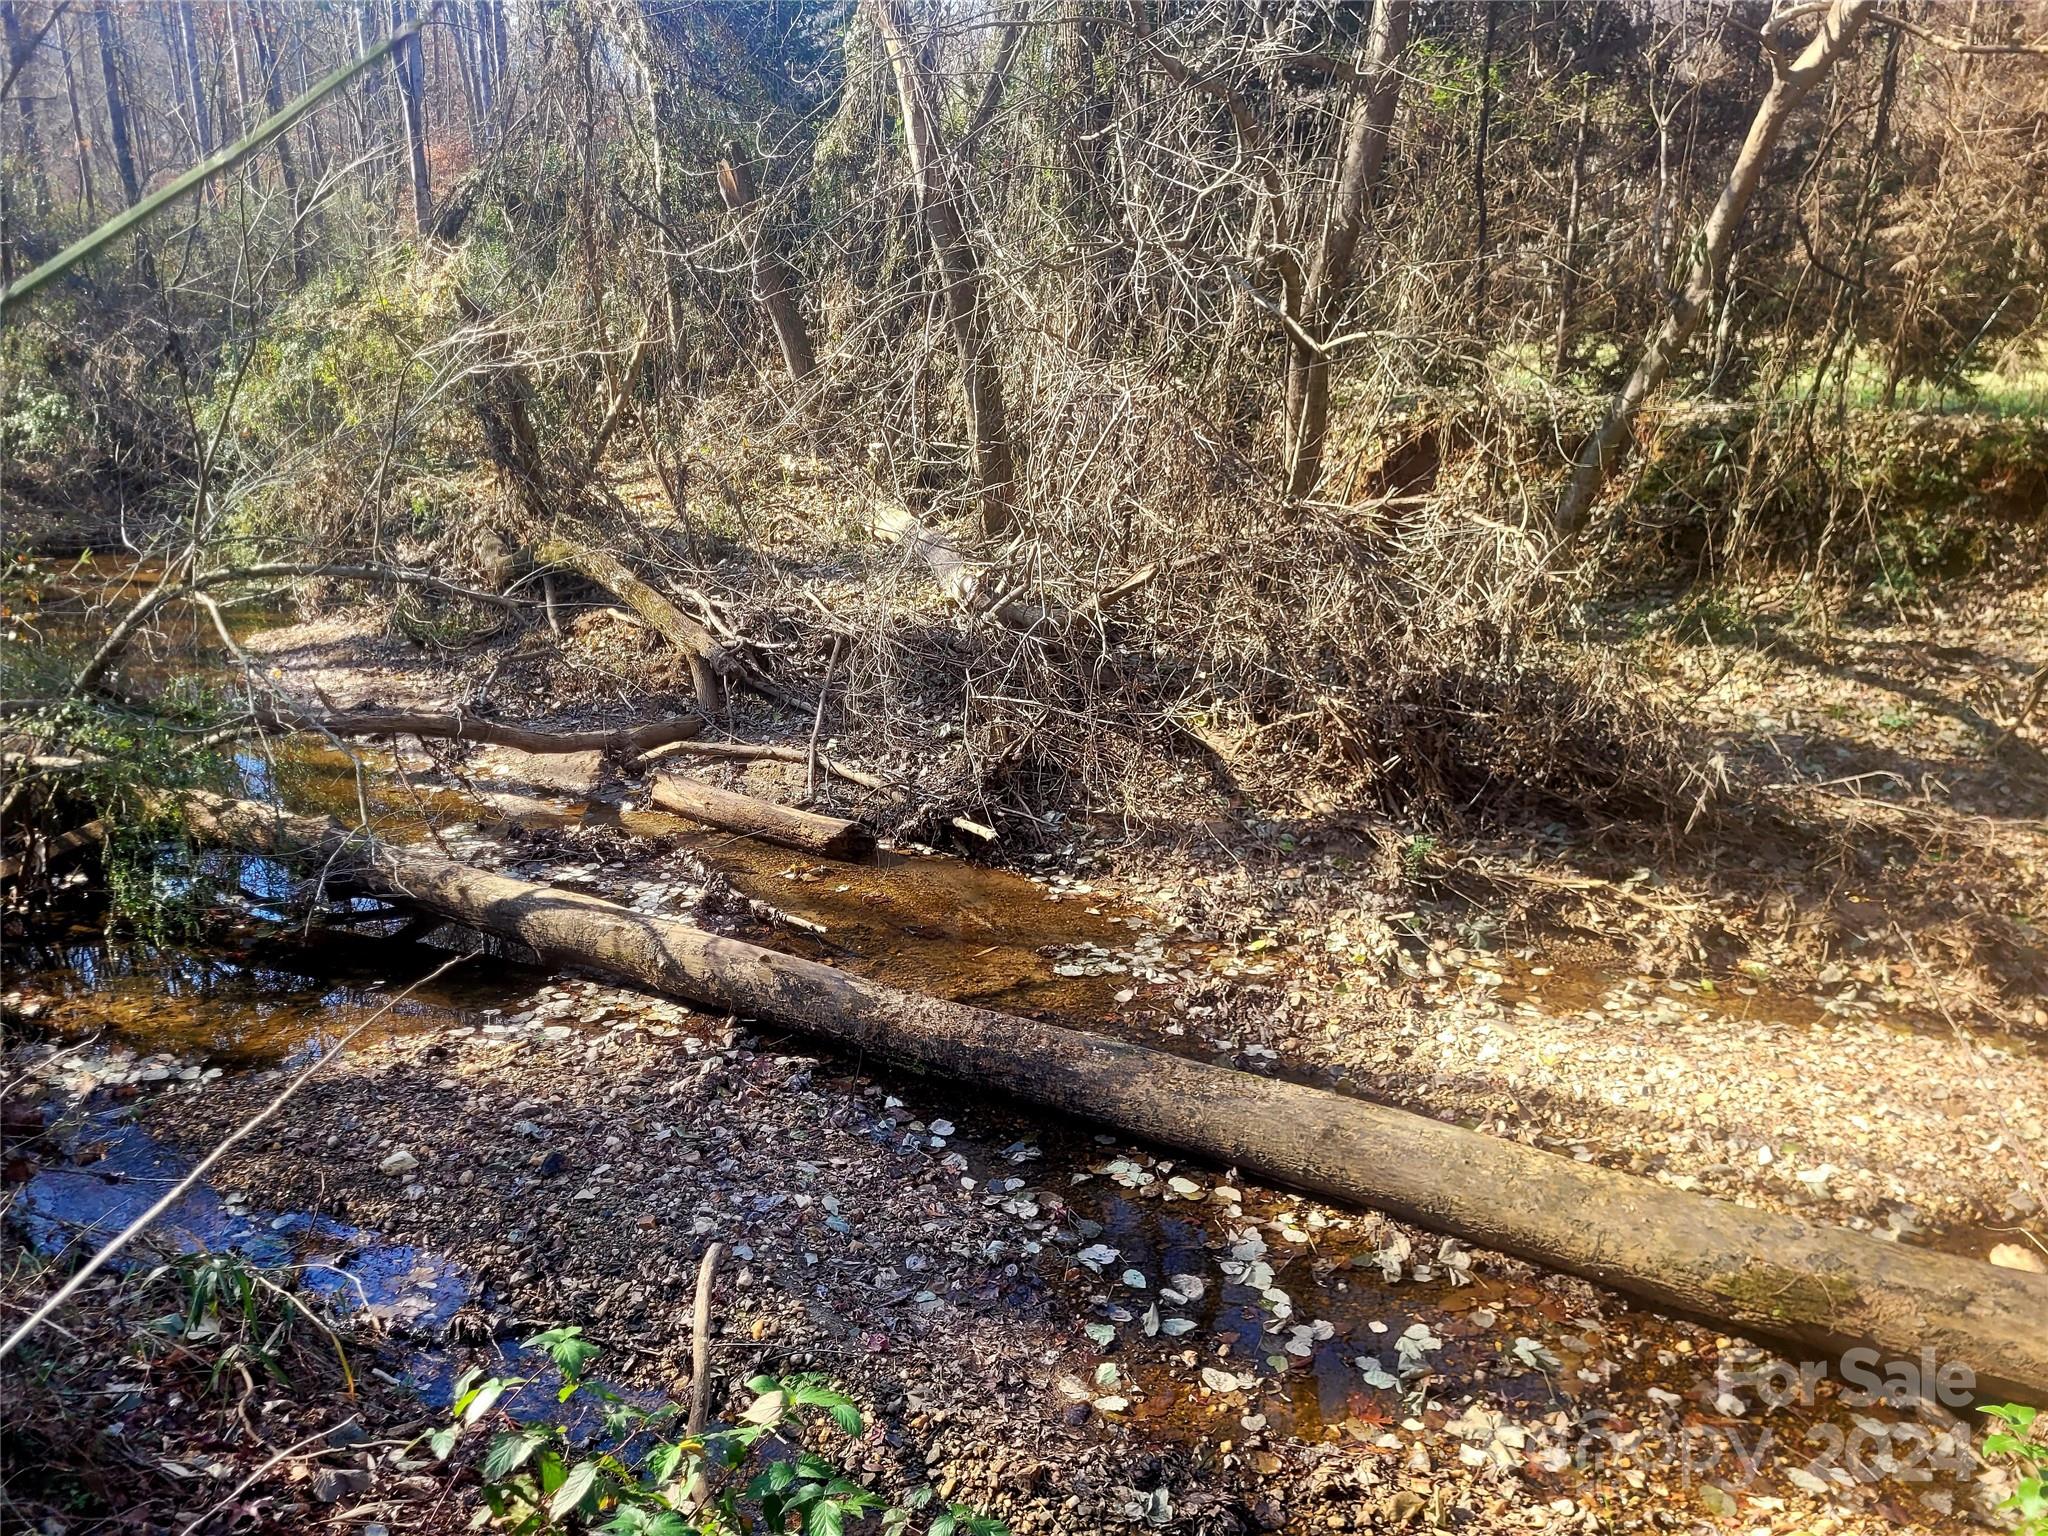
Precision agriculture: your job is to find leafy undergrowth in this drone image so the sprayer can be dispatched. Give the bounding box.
[0,1245,371,1532]
[434,1326,1005,1536]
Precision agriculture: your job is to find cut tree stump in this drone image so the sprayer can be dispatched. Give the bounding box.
[172,787,2048,1406]
[649,774,875,859]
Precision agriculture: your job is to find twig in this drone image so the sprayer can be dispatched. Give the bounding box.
[687,1240,724,1439]
[807,637,844,799]
[176,1420,359,1536]
[1997,660,2048,751]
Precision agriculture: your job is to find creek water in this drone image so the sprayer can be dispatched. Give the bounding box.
[0,570,1998,1516]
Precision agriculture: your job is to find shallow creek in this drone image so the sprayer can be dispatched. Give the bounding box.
[0,575,1995,1522]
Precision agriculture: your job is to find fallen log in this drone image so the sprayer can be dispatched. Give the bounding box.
[648,774,875,860]
[536,536,753,716]
[0,818,106,882]
[538,535,732,712]
[253,708,704,759]
[173,788,2048,1405]
[633,741,997,845]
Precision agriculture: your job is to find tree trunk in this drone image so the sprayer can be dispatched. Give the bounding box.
[1552,0,1877,538]
[465,0,493,133]
[1552,82,1592,376]
[57,10,94,217]
[390,0,431,234]
[626,7,684,344]
[2,1,50,215]
[866,0,1018,540]
[248,1,306,280]
[649,775,876,859]
[93,3,143,207]
[1282,0,1410,501]
[172,787,2048,1408]
[177,0,213,162]
[1470,0,1496,319]
[226,0,253,126]
[716,142,818,383]
[259,708,705,758]
[451,0,483,150]
[487,0,508,82]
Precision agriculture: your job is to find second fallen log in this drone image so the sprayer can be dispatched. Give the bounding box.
[649,774,875,859]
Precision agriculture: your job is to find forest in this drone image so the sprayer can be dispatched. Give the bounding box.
[2,0,2047,1532]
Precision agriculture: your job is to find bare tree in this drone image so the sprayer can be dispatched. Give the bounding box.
[716,141,817,383]
[1552,79,1593,376]
[390,0,430,234]
[866,0,1019,539]
[2,1,50,214]
[93,0,144,207]
[1552,0,1880,538]
[1283,0,1411,500]
[248,1,305,275]
[56,7,94,216]
[176,0,213,161]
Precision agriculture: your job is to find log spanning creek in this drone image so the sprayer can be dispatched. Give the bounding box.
[2,580,2035,1528]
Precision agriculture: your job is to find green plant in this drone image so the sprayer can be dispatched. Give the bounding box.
[1982,1404,2047,1536]
[433,1327,1007,1536]
[1400,835,1438,878]
[138,1252,350,1396]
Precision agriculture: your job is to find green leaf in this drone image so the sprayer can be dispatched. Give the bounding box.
[535,1449,567,1495]
[794,1383,864,1436]
[482,1431,549,1482]
[647,1442,684,1484]
[525,1325,603,1383]
[464,1378,510,1426]
[806,1498,846,1536]
[428,1426,459,1462]
[547,1461,602,1521]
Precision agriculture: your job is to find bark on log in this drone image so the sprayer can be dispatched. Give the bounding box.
[259,709,704,759]
[174,788,2048,1405]
[649,774,875,859]
[537,535,730,711]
